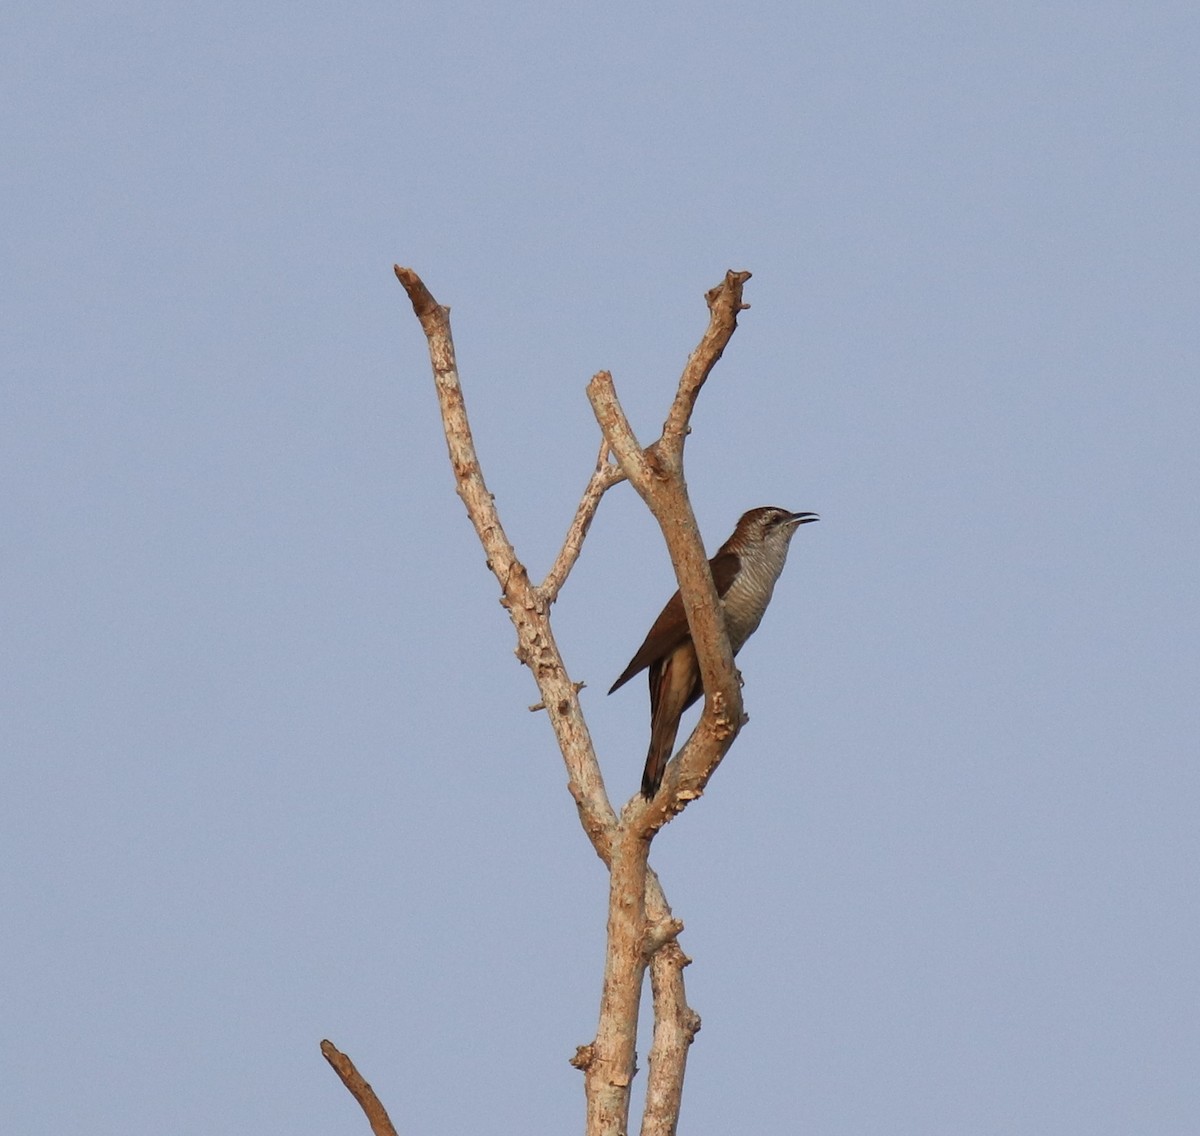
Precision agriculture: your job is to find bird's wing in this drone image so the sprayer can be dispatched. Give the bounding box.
[708,550,741,597]
[608,550,742,694]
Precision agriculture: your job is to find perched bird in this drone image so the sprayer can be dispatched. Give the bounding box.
[609,506,818,798]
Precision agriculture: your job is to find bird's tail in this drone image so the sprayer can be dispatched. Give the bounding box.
[641,718,680,799]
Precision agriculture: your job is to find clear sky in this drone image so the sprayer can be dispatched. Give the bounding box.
[4,2,1198,1133]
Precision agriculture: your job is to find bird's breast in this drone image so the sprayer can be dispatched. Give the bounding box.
[720,564,778,652]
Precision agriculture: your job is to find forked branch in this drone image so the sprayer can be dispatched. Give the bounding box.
[393,265,617,854]
[587,270,755,832]
[344,266,756,1136]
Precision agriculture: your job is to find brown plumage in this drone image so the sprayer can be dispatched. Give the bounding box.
[610,507,818,798]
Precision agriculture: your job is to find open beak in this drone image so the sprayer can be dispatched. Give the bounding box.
[788,512,820,526]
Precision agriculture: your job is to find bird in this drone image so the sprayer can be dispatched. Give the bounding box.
[609,506,819,798]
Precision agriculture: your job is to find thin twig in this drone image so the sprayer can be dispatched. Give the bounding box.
[540,440,626,603]
[660,270,752,458]
[320,1040,401,1136]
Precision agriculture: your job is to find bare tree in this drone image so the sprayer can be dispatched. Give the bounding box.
[325,268,770,1136]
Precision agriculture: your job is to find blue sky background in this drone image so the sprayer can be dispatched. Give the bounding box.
[4,2,1198,1133]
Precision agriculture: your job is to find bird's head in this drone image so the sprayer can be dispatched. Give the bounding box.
[735,506,820,549]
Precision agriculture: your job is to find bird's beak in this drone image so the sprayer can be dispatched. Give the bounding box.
[788,512,820,526]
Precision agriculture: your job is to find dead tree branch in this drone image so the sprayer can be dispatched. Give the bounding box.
[541,441,625,604]
[394,265,617,856]
[320,1040,400,1136]
[641,943,702,1136]
[355,266,752,1136]
[588,271,754,833]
